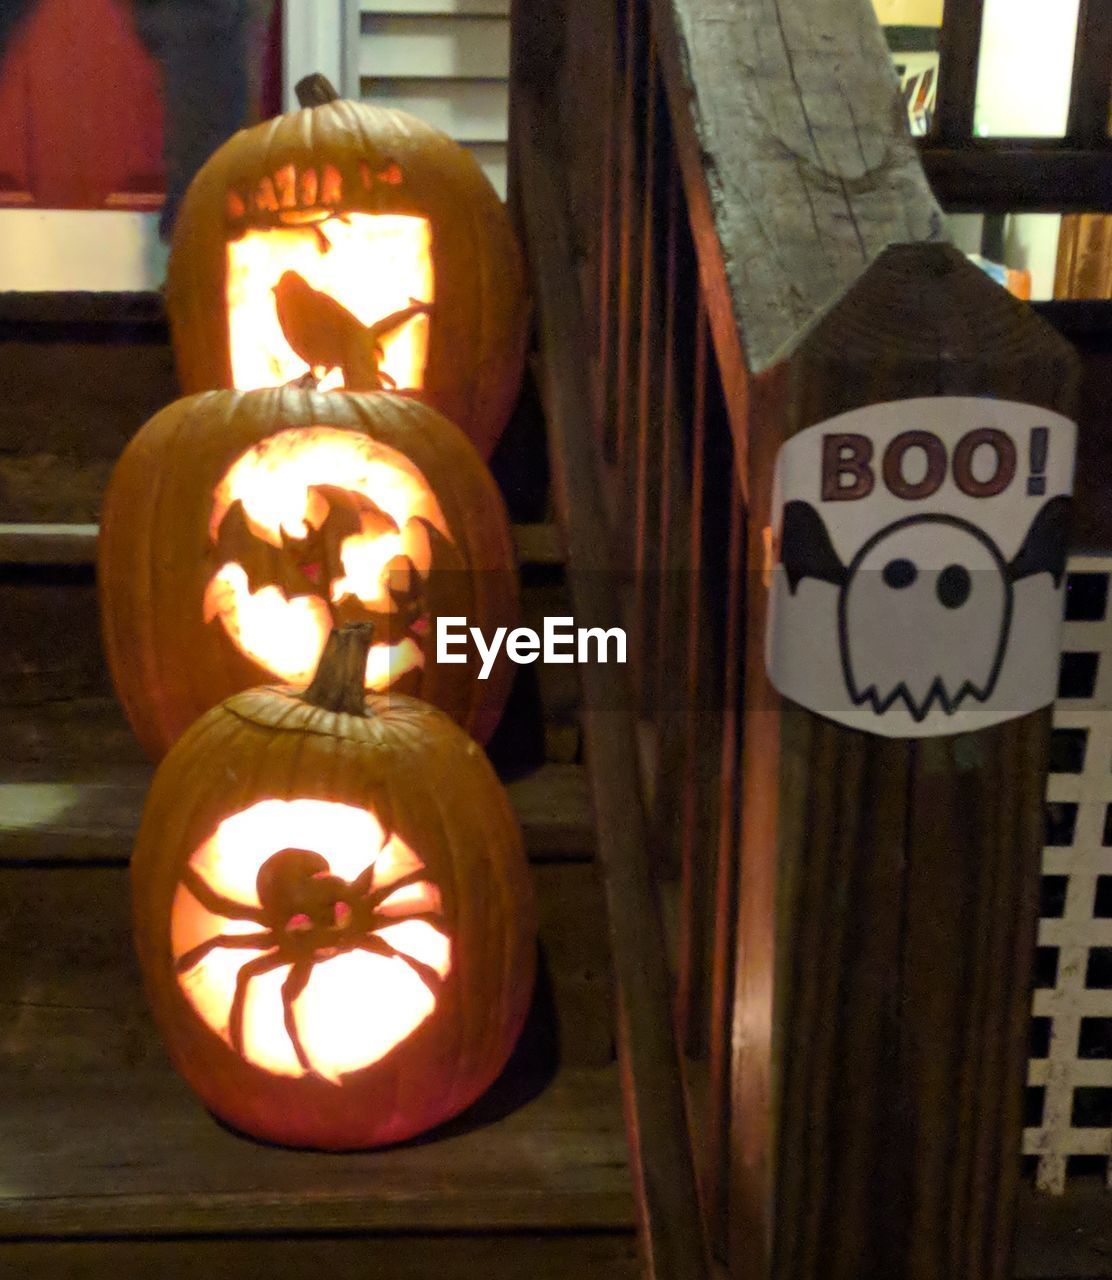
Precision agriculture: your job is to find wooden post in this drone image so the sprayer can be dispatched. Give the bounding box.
[731,242,1080,1280]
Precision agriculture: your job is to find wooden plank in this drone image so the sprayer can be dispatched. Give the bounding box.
[0,1234,639,1280]
[0,523,97,563]
[2,698,148,771]
[0,342,175,456]
[0,1065,631,1237]
[729,244,1080,1280]
[704,462,745,1254]
[648,0,943,385]
[0,763,594,864]
[920,148,1112,214]
[0,331,176,521]
[1067,0,1112,148]
[510,27,710,1272]
[933,0,985,143]
[0,854,626,1237]
[0,522,562,567]
[0,290,165,328]
[0,859,611,1069]
[1015,1182,1112,1278]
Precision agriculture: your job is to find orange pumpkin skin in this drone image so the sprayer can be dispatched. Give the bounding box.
[132,667,536,1150]
[165,89,528,459]
[98,388,519,758]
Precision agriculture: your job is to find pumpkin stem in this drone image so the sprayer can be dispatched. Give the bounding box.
[295,73,342,108]
[301,623,373,716]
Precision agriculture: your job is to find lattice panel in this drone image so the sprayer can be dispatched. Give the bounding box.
[1025,556,1112,1192]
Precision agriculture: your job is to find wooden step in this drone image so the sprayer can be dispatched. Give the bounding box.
[0,520,564,567]
[0,294,555,528]
[0,772,626,1264]
[0,1059,631,1238]
[0,762,593,864]
[0,1232,639,1280]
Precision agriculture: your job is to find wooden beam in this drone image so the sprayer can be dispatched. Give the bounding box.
[510,14,710,1272]
[0,764,595,865]
[1068,0,1112,148]
[729,242,1079,1280]
[0,1235,639,1280]
[648,0,943,385]
[933,0,985,144]
[922,147,1112,214]
[0,522,564,567]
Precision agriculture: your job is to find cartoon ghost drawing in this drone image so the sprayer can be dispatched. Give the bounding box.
[779,497,1070,722]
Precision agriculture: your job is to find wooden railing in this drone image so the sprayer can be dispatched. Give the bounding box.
[509,1,1091,1277]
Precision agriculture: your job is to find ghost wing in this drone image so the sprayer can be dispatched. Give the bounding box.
[1008,495,1071,588]
[779,500,847,594]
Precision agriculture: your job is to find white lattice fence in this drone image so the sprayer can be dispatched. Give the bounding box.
[1025,555,1112,1192]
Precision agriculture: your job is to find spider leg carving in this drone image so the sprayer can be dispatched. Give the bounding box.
[377,910,445,929]
[182,867,266,923]
[356,934,443,997]
[360,867,432,908]
[228,952,290,1057]
[176,931,278,974]
[282,962,314,1072]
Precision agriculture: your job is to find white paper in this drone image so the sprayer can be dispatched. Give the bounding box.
[765,397,1077,738]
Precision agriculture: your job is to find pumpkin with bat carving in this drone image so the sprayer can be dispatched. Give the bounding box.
[98,387,519,758]
[166,72,528,459]
[132,623,536,1149]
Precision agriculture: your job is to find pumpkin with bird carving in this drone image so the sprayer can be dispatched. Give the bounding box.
[166,73,528,458]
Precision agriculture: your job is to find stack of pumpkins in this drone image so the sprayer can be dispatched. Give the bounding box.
[97,76,536,1150]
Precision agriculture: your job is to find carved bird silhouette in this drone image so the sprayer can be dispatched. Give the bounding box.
[272,270,431,390]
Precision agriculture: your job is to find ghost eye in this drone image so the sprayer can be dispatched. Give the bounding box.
[882,558,917,589]
[937,564,972,609]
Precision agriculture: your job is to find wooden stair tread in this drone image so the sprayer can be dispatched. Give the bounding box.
[0,1062,632,1238]
[0,291,166,329]
[0,521,564,567]
[0,762,593,863]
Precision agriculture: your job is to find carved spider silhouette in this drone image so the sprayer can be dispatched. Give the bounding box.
[176,848,446,1073]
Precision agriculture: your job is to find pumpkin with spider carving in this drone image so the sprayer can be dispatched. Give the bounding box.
[166,72,528,459]
[132,623,536,1149]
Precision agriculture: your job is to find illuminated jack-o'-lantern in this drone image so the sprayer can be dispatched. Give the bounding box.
[133,624,536,1149]
[166,73,528,458]
[98,388,518,758]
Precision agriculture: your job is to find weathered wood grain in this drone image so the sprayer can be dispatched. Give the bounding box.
[649,0,943,380]
[0,1233,641,1280]
[920,148,1112,215]
[730,243,1079,1280]
[0,1064,632,1237]
[0,521,564,567]
[510,19,710,1270]
[1015,1182,1112,1278]
[0,763,595,864]
[0,860,612,1071]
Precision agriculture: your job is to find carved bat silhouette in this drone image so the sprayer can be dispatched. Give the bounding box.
[212,486,394,601]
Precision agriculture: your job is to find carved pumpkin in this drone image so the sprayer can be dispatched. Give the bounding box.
[132,623,536,1149]
[166,73,528,458]
[98,387,518,758]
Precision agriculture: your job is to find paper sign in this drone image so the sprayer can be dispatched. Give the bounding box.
[765,397,1076,738]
